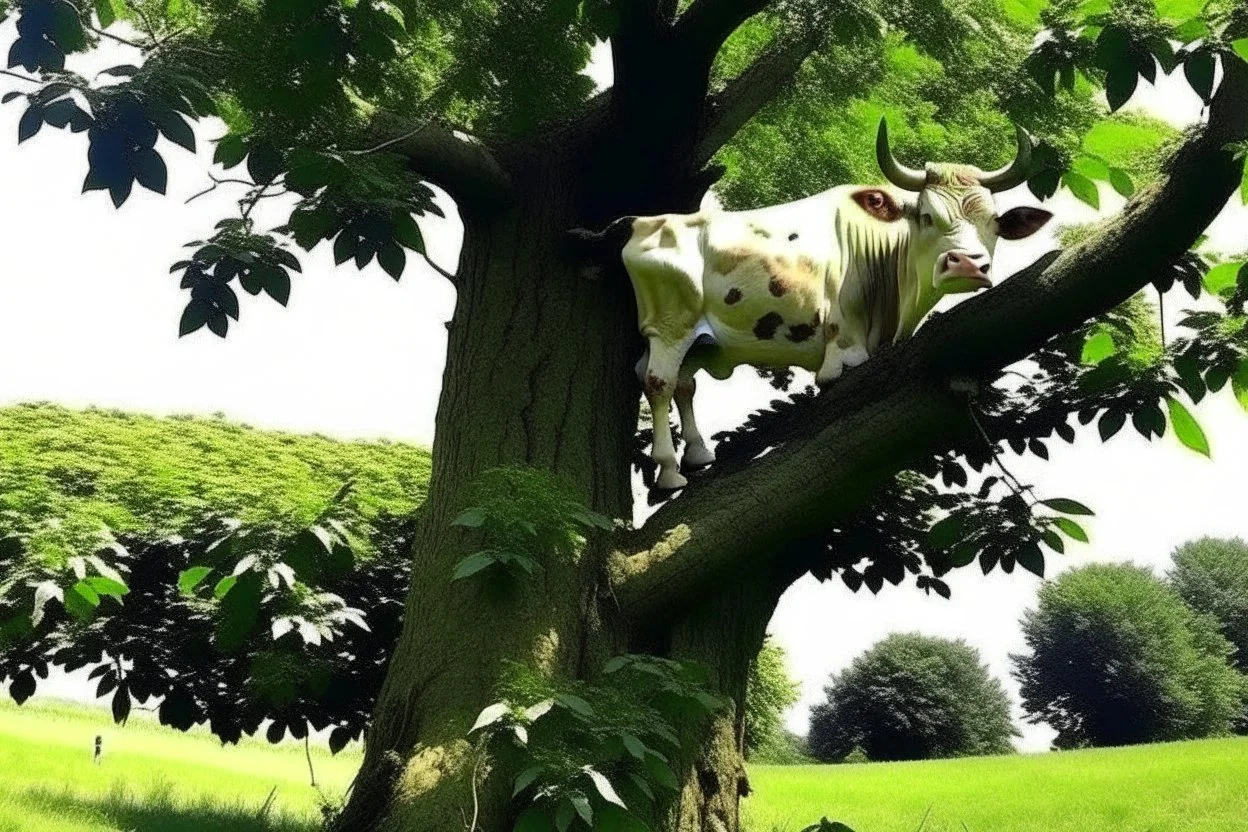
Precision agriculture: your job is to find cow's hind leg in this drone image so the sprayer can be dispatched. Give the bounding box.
[643,337,693,490]
[675,369,714,470]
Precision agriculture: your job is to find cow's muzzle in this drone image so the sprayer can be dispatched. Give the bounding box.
[939,251,992,287]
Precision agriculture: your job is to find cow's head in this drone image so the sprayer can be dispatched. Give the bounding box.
[875,119,1053,295]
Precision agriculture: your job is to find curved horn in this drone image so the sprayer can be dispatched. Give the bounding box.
[978,125,1034,192]
[876,118,927,191]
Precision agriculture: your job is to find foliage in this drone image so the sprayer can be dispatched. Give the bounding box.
[469,656,727,831]
[807,633,1018,763]
[1168,537,1248,678]
[1013,563,1247,748]
[449,466,612,583]
[0,404,427,748]
[744,637,801,759]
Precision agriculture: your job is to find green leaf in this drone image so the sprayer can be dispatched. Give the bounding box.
[452,551,498,581]
[1231,361,1248,413]
[1041,529,1065,554]
[512,765,543,796]
[1063,171,1100,209]
[569,793,593,825]
[1165,397,1210,457]
[94,0,119,27]
[1054,517,1089,543]
[470,702,509,733]
[215,572,262,652]
[1104,63,1138,112]
[1041,498,1095,516]
[213,574,238,599]
[451,508,486,528]
[556,693,595,718]
[178,566,213,595]
[584,768,627,809]
[1072,155,1110,181]
[1183,50,1216,103]
[928,515,963,550]
[1173,18,1209,42]
[1108,168,1135,198]
[1098,409,1125,441]
[1016,543,1045,578]
[644,751,679,790]
[1203,262,1242,296]
[1232,39,1248,65]
[64,581,100,621]
[622,732,647,760]
[83,576,128,598]
[556,802,575,832]
[1081,329,1116,365]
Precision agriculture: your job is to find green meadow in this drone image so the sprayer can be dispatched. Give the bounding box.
[3,699,1247,832]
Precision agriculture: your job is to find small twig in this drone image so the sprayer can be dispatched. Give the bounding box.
[256,785,278,820]
[419,250,457,282]
[85,23,149,50]
[304,733,317,788]
[464,747,485,832]
[350,122,431,156]
[185,173,255,204]
[132,7,162,43]
[1157,287,1167,348]
[0,69,41,84]
[965,400,1036,504]
[916,804,934,831]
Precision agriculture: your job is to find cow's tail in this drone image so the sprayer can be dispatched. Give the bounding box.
[566,216,637,257]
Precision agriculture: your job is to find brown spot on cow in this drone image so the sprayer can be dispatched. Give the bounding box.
[768,277,787,297]
[710,247,751,274]
[788,232,799,241]
[646,374,667,395]
[724,287,743,305]
[750,224,772,239]
[797,256,820,278]
[685,215,708,228]
[753,312,784,340]
[786,322,817,343]
[851,188,905,223]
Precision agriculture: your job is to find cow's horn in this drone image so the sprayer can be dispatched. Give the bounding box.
[978,125,1034,192]
[876,118,927,191]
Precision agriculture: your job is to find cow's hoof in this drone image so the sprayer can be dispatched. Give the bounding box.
[683,445,716,469]
[842,346,870,368]
[655,469,689,491]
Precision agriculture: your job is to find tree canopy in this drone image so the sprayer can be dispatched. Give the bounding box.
[1169,537,1248,677]
[808,633,1017,762]
[743,636,801,759]
[1013,563,1246,748]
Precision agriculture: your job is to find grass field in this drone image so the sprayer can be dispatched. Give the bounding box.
[3,699,1247,832]
[0,699,358,832]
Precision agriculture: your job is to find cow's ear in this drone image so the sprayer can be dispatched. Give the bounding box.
[997,206,1054,240]
[851,188,905,223]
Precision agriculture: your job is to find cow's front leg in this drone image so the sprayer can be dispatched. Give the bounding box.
[643,339,691,490]
[675,370,714,470]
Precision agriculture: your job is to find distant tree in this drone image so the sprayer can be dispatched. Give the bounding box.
[1169,537,1248,673]
[1013,563,1246,749]
[808,633,1017,762]
[744,637,802,760]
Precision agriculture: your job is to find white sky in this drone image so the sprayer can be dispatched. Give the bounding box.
[2,36,1246,753]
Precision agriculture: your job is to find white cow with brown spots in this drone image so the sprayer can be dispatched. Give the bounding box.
[614,120,1053,489]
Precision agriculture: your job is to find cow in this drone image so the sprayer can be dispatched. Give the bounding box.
[605,119,1054,489]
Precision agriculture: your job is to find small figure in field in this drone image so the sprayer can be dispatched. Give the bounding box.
[93,734,102,764]
[583,119,1053,489]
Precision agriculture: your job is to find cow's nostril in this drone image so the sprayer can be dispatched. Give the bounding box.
[979,263,991,274]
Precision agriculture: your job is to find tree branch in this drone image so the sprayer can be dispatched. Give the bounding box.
[365,113,512,210]
[611,59,1248,622]
[676,0,774,61]
[693,25,825,167]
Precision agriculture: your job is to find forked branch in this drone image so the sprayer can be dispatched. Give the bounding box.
[366,112,512,210]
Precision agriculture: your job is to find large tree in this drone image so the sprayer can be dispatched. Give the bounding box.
[1,1,1248,830]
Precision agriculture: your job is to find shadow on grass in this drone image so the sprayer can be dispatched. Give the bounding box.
[16,780,325,832]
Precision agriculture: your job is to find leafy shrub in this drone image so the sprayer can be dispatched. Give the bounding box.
[808,633,1017,762]
[1013,563,1247,748]
[744,637,801,760]
[1168,537,1248,674]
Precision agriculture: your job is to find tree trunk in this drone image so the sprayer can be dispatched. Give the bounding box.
[331,135,777,831]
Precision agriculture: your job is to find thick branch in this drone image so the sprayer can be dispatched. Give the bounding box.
[611,59,1248,621]
[676,0,774,62]
[366,112,511,210]
[693,26,824,166]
